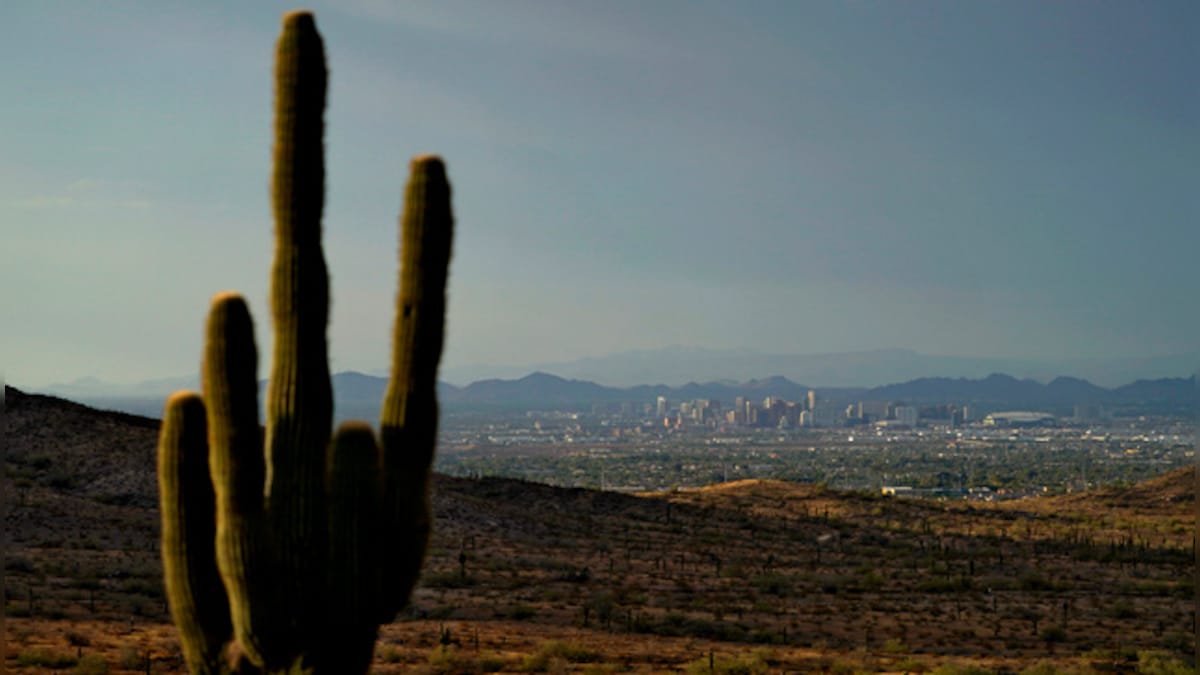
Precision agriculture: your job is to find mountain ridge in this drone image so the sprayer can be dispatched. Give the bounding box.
[23,369,1199,420]
[439,346,1200,388]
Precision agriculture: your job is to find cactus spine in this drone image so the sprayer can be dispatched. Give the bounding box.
[157,11,453,674]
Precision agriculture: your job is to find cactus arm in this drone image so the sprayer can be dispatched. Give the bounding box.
[320,422,384,672]
[203,292,275,668]
[158,392,233,675]
[378,155,454,619]
[264,10,333,650]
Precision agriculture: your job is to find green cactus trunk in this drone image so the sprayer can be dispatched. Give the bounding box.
[157,11,453,674]
[158,392,231,675]
[264,10,332,656]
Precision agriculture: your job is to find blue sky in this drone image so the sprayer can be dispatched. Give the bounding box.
[3,1,1196,388]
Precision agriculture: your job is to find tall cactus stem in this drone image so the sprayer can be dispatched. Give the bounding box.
[203,292,275,667]
[322,421,384,672]
[265,10,332,646]
[158,392,232,674]
[379,155,454,620]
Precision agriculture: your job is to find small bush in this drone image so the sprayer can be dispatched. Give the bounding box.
[17,649,79,668]
[426,646,482,674]
[73,654,110,675]
[895,656,930,673]
[1021,663,1065,675]
[1106,599,1137,619]
[931,662,993,675]
[5,556,37,574]
[1160,631,1192,655]
[1040,625,1067,644]
[421,571,476,589]
[1136,651,1196,675]
[884,638,910,654]
[751,573,792,597]
[507,604,537,620]
[6,601,30,617]
[117,646,143,670]
[517,651,562,673]
[534,640,600,664]
[378,645,403,664]
[684,651,771,675]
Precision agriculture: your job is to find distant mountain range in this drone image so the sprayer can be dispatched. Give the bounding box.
[438,346,1200,389]
[34,369,1198,421]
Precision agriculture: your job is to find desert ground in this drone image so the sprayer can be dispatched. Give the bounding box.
[5,387,1195,673]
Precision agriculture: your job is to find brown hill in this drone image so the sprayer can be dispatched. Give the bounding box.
[6,386,161,508]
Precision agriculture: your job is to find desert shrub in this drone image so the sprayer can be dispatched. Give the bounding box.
[46,470,77,489]
[818,573,856,594]
[119,577,163,598]
[426,604,458,620]
[477,653,511,672]
[1040,625,1067,644]
[17,649,79,668]
[73,576,103,591]
[422,570,476,589]
[117,646,143,670]
[1021,662,1066,675]
[917,576,973,593]
[751,572,792,597]
[5,556,37,574]
[66,631,91,647]
[895,656,929,673]
[425,646,505,674]
[1106,599,1137,619]
[378,645,402,664]
[46,607,69,620]
[1136,651,1196,675]
[720,561,749,579]
[506,603,537,620]
[884,638,910,654]
[859,570,886,591]
[586,591,617,625]
[684,651,771,675]
[533,640,600,664]
[931,662,992,675]
[1019,572,1059,592]
[1160,631,1192,655]
[72,654,110,675]
[828,657,860,675]
[516,651,562,673]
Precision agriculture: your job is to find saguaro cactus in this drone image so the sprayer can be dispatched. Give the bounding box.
[157,11,453,674]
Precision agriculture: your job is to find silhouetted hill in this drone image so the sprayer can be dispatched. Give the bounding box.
[862,373,1194,412]
[1113,376,1197,403]
[5,386,160,508]
[449,371,614,406]
[440,345,1200,388]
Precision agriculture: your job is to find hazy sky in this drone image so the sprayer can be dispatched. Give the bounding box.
[3,1,1196,388]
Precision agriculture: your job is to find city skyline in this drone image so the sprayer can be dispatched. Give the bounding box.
[4,2,1196,389]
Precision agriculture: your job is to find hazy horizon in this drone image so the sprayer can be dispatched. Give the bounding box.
[4,2,1196,388]
[20,344,1200,395]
